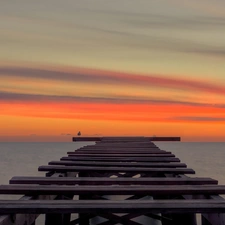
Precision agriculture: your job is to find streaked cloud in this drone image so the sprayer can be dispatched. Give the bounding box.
[173,116,225,122]
[1,66,225,96]
[0,91,206,106]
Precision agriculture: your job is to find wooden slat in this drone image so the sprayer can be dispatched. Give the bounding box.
[75,150,167,153]
[10,176,218,185]
[72,137,181,142]
[79,146,159,149]
[0,199,225,214]
[1,184,225,195]
[82,142,157,145]
[61,156,181,162]
[49,161,187,168]
[38,165,195,174]
[85,146,159,149]
[79,144,160,151]
[67,153,175,157]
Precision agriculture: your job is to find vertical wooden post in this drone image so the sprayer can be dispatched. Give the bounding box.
[202,216,213,225]
[201,196,225,225]
[45,195,71,225]
[161,213,197,225]
[45,214,64,225]
[79,171,90,225]
[45,171,73,225]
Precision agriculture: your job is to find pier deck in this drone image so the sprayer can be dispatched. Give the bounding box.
[0,136,225,225]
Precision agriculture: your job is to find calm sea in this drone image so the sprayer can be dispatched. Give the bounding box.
[0,142,224,224]
[0,142,224,184]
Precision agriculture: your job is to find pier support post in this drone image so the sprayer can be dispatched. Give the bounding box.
[161,213,197,225]
[201,195,225,225]
[79,172,90,225]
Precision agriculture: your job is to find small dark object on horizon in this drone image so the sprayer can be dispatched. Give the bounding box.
[77,131,81,136]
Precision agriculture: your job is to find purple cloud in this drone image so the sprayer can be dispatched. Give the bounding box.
[1,66,225,95]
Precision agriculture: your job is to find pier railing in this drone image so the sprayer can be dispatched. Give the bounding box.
[0,136,225,225]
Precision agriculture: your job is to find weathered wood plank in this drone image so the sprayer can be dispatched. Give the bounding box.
[1,184,225,195]
[72,137,181,142]
[79,146,158,149]
[1,199,225,214]
[61,156,181,162]
[75,149,167,153]
[48,161,187,168]
[10,176,218,185]
[38,165,195,174]
[67,153,175,157]
[83,146,158,149]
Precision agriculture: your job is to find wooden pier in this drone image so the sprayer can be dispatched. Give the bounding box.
[0,136,225,225]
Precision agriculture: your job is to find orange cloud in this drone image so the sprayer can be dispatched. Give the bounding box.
[1,101,225,123]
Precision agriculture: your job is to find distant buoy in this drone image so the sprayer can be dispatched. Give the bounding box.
[77,131,81,136]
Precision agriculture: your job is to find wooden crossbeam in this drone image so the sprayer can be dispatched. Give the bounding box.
[66,153,175,157]
[72,137,181,142]
[75,150,166,154]
[75,150,167,153]
[48,161,187,168]
[1,184,225,195]
[10,176,218,185]
[1,199,225,214]
[83,146,159,149]
[61,156,181,162]
[38,165,195,174]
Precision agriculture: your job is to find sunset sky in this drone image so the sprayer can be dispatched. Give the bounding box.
[1,0,225,142]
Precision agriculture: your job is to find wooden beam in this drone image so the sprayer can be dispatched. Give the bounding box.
[75,149,165,153]
[72,137,181,142]
[61,156,181,162]
[66,153,175,157]
[1,199,225,214]
[10,176,217,185]
[38,165,195,174]
[10,176,218,185]
[1,184,225,195]
[48,161,187,168]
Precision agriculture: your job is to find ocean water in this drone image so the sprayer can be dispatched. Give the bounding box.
[0,142,224,184]
[0,141,224,224]
[0,142,95,185]
[156,142,225,185]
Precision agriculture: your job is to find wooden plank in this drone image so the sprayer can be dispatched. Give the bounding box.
[48,161,187,168]
[10,176,218,185]
[67,153,175,157]
[61,156,181,162]
[38,165,195,174]
[74,151,170,154]
[149,137,181,141]
[78,146,159,149]
[75,149,167,153]
[85,145,159,148]
[72,137,181,142]
[1,184,225,195]
[81,143,157,146]
[1,199,225,214]
[75,151,165,154]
